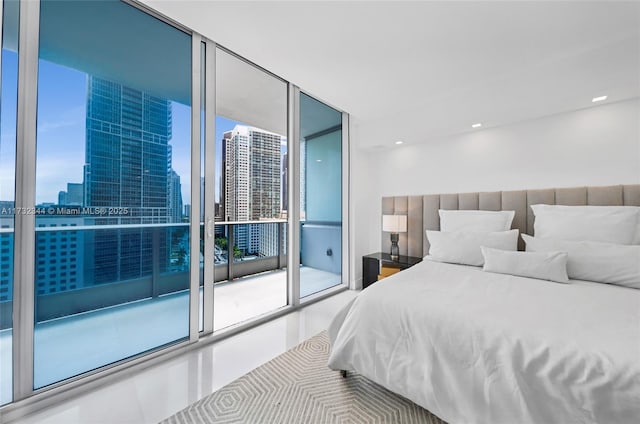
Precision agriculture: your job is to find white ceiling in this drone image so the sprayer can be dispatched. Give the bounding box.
[143,0,640,149]
[217,47,288,135]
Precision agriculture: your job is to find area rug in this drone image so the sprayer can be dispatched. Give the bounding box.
[160,331,446,424]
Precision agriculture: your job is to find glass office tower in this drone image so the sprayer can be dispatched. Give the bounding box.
[83,76,178,285]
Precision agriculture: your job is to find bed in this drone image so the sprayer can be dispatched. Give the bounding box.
[327,184,640,424]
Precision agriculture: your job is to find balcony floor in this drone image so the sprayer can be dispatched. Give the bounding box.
[0,266,341,405]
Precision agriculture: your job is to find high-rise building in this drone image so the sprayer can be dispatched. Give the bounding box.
[223,128,247,222]
[258,222,279,257]
[67,183,84,206]
[58,183,84,206]
[0,202,14,302]
[167,145,183,223]
[34,214,85,296]
[220,131,231,221]
[1,207,87,301]
[223,125,283,254]
[84,77,174,223]
[168,169,183,223]
[83,76,175,284]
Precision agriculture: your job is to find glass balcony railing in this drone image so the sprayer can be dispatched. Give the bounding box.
[212,220,287,282]
[0,221,290,329]
[0,219,345,330]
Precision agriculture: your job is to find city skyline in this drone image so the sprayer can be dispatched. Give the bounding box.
[1,55,290,213]
[0,53,193,206]
[1,67,291,299]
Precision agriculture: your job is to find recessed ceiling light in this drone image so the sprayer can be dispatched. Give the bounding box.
[471,123,482,128]
[592,95,607,103]
[395,141,403,145]
[316,159,322,163]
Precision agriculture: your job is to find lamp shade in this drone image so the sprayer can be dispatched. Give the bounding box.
[382,215,407,233]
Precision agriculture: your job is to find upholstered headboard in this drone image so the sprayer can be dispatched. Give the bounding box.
[381,184,640,257]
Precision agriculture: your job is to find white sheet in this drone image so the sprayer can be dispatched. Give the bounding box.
[328,260,640,424]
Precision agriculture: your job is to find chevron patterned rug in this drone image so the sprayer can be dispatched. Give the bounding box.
[161,331,446,424]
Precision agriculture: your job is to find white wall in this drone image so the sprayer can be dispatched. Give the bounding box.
[349,142,382,289]
[351,99,640,286]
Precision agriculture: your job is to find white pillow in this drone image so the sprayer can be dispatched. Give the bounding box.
[426,229,519,266]
[439,209,515,232]
[530,204,640,245]
[480,246,569,284]
[522,234,640,289]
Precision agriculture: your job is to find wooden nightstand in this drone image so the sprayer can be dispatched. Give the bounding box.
[362,252,422,289]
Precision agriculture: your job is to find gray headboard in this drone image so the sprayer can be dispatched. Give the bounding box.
[381,184,640,257]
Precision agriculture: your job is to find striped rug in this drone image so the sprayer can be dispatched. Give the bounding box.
[161,331,446,424]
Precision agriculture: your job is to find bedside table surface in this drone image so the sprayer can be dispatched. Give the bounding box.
[363,252,422,267]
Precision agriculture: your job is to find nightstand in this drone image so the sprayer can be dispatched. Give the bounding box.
[362,252,422,289]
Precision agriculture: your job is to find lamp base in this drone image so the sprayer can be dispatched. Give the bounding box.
[390,233,399,260]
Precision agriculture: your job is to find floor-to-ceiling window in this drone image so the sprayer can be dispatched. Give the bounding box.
[299,93,343,298]
[32,0,192,388]
[0,0,348,408]
[0,0,18,406]
[212,48,288,330]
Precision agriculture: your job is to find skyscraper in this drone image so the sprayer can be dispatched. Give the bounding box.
[223,125,283,254]
[58,182,84,206]
[223,125,282,221]
[66,183,84,206]
[167,145,183,223]
[168,169,183,224]
[0,203,14,302]
[84,76,176,284]
[34,214,85,295]
[85,77,174,222]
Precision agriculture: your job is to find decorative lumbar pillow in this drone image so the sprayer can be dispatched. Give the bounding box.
[426,229,519,266]
[480,246,569,283]
[530,204,640,245]
[522,234,640,289]
[439,209,515,232]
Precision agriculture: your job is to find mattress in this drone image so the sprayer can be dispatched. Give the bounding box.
[327,260,640,424]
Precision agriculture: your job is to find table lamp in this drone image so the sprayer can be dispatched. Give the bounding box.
[382,215,407,260]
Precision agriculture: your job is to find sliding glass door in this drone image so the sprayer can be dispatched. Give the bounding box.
[299,93,343,298]
[32,0,192,388]
[210,48,288,331]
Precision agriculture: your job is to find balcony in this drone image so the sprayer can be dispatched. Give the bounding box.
[0,221,341,404]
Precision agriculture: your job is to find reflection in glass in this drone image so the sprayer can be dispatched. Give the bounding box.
[299,93,342,298]
[33,0,191,388]
[213,48,288,330]
[0,0,19,406]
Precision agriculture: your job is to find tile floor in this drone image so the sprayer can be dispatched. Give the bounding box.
[4,288,356,423]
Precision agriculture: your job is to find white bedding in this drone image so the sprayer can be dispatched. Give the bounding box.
[327,260,640,424]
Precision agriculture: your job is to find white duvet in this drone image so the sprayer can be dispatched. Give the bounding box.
[327,260,640,424]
